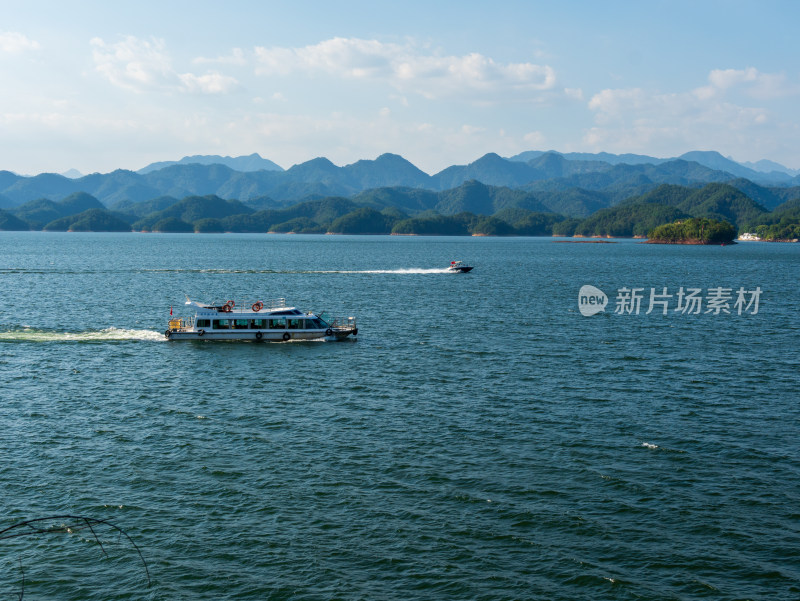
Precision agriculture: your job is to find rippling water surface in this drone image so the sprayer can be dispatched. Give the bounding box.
[1,232,798,600]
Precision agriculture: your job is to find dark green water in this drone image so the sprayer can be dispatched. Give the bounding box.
[1,232,798,600]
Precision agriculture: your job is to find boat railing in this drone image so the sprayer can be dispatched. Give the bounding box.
[208,298,287,312]
[168,316,195,332]
[329,316,357,331]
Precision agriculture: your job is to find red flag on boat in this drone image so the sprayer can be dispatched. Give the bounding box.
[170,306,173,315]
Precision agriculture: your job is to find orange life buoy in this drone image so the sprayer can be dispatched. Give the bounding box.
[226,300,235,308]
[252,301,263,312]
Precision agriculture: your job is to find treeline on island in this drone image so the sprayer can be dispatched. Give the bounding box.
[0,180,798,240]
[647,218,737,244]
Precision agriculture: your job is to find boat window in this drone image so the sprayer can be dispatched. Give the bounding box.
[251,319,266,329]
[268,318,285,329]
[196,319,211,328]
[287,319,301,329]
[307,318,323,329]
[234,319,250,329]
[213,319,230,329]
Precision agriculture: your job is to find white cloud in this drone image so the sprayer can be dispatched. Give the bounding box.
[254,37,557,101]
[255,38,395,78]
[461,124,485,135]
[0,110,127,131]
[583,72,790,158]
[588,78,775,133]
[564,87,584,100]
[91,36,173,91]
[179,72,238,94]
[694,67,796,101]
[709,67,759,90]
[588,87,647,117]
[91,35,238,94]
[0,31,40,54]
[523,131,546,146]
[193,47,247,66]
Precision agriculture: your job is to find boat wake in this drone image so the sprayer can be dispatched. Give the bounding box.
[141,268,452,275]
[315,268,451,274]
[0,327,165,343]
[4,267,455,275]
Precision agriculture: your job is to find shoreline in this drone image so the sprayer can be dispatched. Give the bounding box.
[642,238,737,245]
[4,230,797,242]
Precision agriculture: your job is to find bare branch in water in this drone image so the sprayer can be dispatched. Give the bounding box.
[0,515,151,598]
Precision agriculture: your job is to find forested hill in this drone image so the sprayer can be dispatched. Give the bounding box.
[554,183,772,238]
[1,180,798,239]
[2,150,799,210]
[1,149,798,237]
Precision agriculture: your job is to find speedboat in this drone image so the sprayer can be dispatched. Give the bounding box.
[448,260,473,273]
[165,297,357,341]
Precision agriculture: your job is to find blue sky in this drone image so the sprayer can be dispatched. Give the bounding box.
[2,1,799,175]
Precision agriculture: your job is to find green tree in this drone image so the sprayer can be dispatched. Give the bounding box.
[151,217,194,233]
[647,217,736,244]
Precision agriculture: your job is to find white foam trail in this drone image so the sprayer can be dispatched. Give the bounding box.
[641,442,659,449]
[0,327,165,343]
[139,267,455,275]
[315,268,451,274]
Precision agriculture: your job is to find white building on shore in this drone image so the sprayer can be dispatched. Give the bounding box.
[738,232,761,241]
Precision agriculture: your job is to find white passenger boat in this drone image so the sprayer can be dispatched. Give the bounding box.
[165,298,357,341]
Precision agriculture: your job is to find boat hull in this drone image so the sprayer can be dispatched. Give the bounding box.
[449,266,473,272]
[166,329,355,341]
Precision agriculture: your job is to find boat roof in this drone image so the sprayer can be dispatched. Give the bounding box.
[185,298,308,316]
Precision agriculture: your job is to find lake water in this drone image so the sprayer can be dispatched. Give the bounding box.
[1,232,798,600]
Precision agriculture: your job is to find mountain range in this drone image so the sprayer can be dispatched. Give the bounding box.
[508,150,800,180]
[2,150,799,213]
[1,150,799,239]
[136,152,283,175]
[1,181,798,241]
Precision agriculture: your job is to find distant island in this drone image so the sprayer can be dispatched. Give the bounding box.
[645,218,737,245]
[0,151,798,239]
